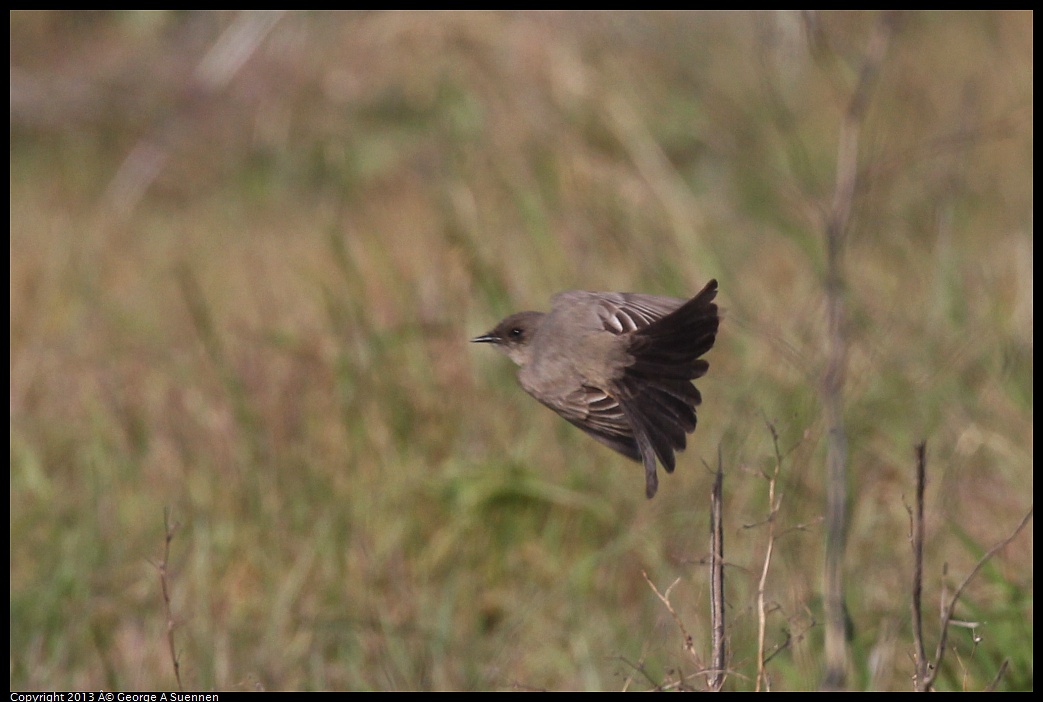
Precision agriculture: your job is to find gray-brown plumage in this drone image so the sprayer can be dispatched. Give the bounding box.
[471,279,719,498]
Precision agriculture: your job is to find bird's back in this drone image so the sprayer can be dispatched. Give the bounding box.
[541,284,720,498]
[475,281,719,499]
[548,291,686,335]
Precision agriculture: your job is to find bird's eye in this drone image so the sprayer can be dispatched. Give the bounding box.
[509,327,523,339]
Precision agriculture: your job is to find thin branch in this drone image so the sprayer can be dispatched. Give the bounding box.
[642,571,694,658]
[152,508,184,692]
[910,442,929,690]
[755,421,784,692]
[983,659,1010,693]
[820,11,903,690]
[920,507,1033,690]
[709,447,726,691]
[615,655,661,691]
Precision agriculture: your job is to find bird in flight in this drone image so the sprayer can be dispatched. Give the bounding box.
[472,279,719,498]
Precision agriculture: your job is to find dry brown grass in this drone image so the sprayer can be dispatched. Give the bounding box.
[10,11,1032,691]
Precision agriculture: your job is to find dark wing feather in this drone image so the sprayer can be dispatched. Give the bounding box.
[614,280,720,496]
[591,293,686,334]
[543,281,720,499]
[549,385,641,461]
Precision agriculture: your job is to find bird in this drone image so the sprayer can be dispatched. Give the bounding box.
[471,279,719,498]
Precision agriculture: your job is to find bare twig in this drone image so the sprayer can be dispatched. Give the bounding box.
[983,659,1010,693]
[909,439,1031,691]
[642,571,694,658]
[616,654,662,691]
[755,421,785,692]
[153,508,184,692]
[709,448,726,691]
[910,442,929,690]
[819,11,902,690]
[920,507,1033,691]
[763,615,818,665]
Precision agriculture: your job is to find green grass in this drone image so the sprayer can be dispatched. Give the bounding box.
[10,10,1032,691]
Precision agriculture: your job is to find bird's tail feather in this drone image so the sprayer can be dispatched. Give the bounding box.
[619,280,720,496]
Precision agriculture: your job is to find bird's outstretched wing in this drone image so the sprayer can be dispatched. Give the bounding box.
[615,280,719,497]
[547,281,720,498]
[552,385,642,461]
[551,290,686,334]
[593,293,687,333]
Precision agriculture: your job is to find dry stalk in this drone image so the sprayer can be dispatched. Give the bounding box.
[152,508,184,692]
[819,10,903,689]
[910,442,929,689]
[755,420,785,692]
[709,450,726,691]
[923,508,1032,691]
[909,442,1032,691]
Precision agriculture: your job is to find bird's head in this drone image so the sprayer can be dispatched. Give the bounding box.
[471,311,544,367]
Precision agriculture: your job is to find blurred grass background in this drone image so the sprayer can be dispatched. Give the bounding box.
[9,10,1032,691]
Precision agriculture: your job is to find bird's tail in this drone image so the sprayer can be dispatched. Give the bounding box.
[617,279,720,498]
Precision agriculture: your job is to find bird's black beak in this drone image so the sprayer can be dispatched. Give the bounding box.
[470,332,499,344]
